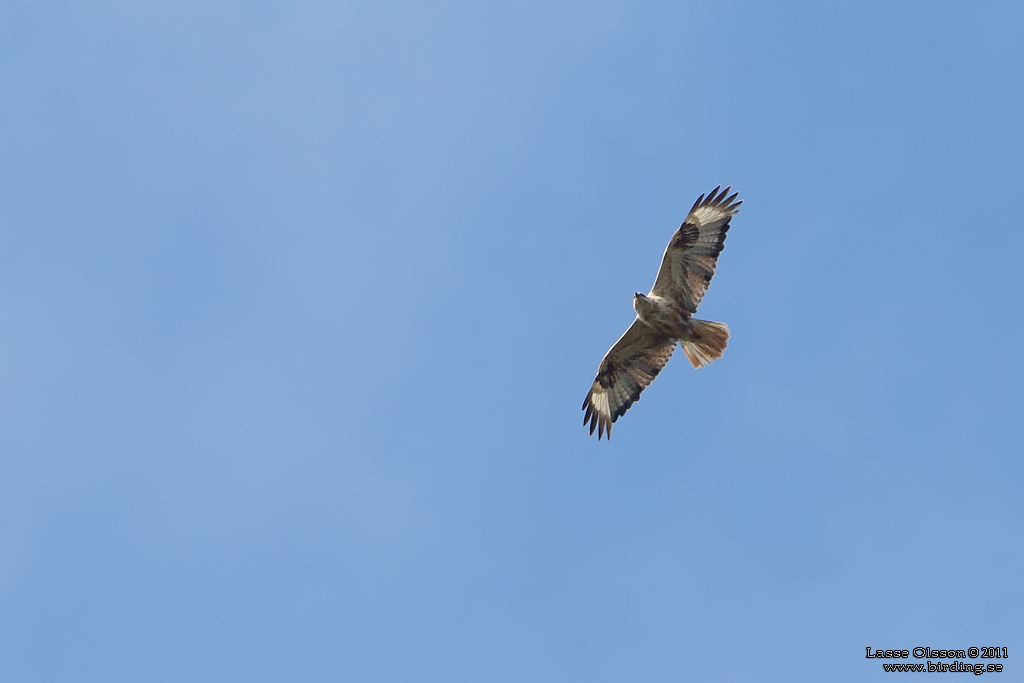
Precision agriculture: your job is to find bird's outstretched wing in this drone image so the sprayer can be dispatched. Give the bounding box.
[650,186,741,313]
[582,319,676,440]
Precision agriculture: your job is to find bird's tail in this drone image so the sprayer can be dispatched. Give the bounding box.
[682,319,730,368]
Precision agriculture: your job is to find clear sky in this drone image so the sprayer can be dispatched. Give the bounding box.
[2,2,1022,681]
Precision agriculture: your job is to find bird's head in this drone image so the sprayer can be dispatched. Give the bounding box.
[632,292,651,315]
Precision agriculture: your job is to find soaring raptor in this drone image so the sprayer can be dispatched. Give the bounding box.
[583,186,741,439]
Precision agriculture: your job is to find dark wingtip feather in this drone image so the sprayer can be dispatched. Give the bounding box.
[694,185,742,212]
[705,186,742,214]
[689,193,705,213]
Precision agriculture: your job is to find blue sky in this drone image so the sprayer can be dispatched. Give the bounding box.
[2,2,1022,681]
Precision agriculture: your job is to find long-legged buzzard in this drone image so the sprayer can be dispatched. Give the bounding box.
[583,186,741,439]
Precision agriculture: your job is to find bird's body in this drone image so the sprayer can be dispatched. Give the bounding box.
[583,186,741,439]
[633,292,693,337]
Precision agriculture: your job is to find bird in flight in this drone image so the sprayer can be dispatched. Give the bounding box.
[582,186,741,439]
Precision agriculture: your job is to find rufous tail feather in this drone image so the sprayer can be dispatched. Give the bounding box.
[682,319,729,368]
